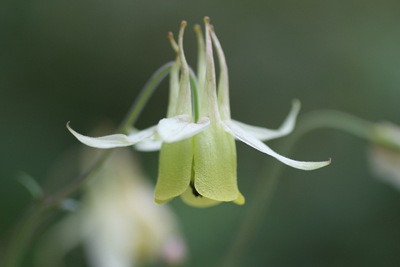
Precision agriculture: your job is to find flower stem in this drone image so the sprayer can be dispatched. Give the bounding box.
[119,62,175,133]
[3,62,175,267]
[221,110,374,267]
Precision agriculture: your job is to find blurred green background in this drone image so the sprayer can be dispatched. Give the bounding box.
[2,0,400,266]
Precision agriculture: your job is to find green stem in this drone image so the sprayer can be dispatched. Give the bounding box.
[119,62,174,133]
[221,110,374,267]
[291,110,374,140]
[3,62,174,267]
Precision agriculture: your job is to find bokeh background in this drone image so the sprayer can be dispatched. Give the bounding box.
[2,0,400,266]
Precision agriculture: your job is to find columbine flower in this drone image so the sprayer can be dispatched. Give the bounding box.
[67,18,330,208]
[36,146,186,267]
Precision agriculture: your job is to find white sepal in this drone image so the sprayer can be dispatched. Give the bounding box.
[223,120,331,170]
[129,126,162,151]
[157,115,210,143]
[135,140,163,152]
[67,123,156,149]
[231,99,301,141]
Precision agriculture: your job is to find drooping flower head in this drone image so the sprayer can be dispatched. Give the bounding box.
[155,17,330,207]
[67,17,331,208]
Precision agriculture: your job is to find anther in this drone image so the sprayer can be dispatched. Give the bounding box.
[167,32,179,53]
[179,21,187,37]
[204,16,210,24]
[194,24,201,32]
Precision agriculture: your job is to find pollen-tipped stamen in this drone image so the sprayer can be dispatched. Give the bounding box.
[167,32,179,54]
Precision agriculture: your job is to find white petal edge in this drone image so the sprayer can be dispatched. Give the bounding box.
[223,120,331,170]
[129,125,162,151]
[157,115,210,143]
[231,99,301,141]
[135,140,163,152]
[67,122,156,149]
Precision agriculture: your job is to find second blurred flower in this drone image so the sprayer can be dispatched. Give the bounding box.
[36,142,186,267]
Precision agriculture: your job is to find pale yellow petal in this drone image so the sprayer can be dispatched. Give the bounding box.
[154,197,173,205]
[154,140,193,201]
[194,122,239,201]
[233,191,245,205]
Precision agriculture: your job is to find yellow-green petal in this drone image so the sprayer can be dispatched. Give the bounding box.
[233,191,245,205]
[194,123,239,201]
[192,18,239,202]
[154,197,173,205]
[155,21,195,202]
[155,140,193,201]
